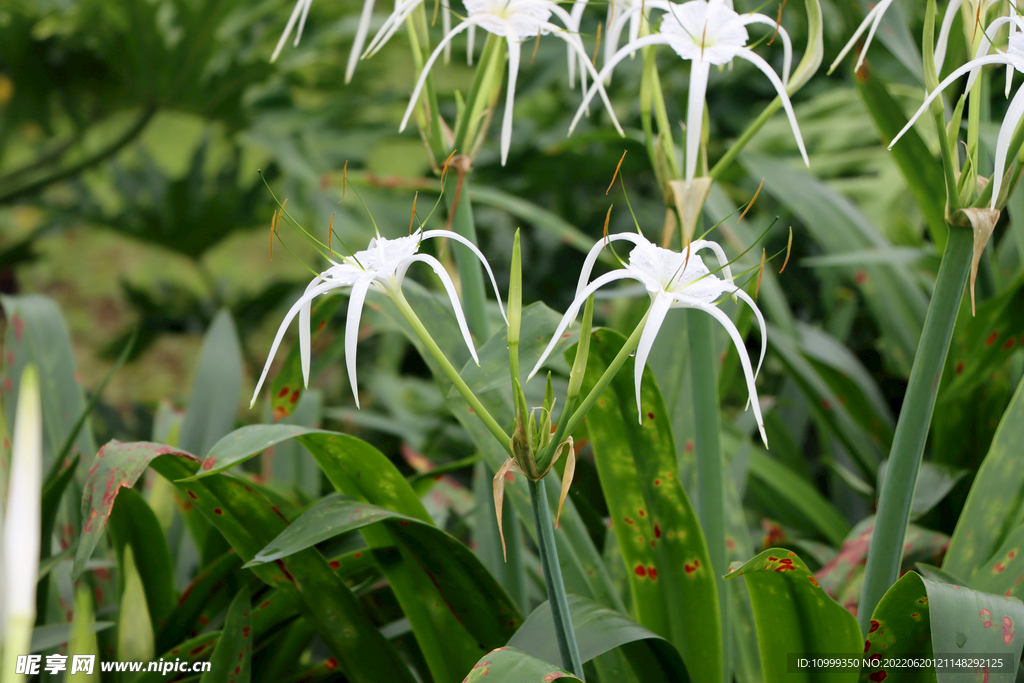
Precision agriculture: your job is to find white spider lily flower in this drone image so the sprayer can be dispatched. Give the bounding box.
[270,0,396,84]
[396,0,625,166]
[528,233,768,446]
[889,14,1024,209]
[830,0,1002,75]
[250,229,506,409]
[571,0,807,184]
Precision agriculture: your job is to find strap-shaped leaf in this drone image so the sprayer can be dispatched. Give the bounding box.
[464,648,582,682]
[200,585,251,683]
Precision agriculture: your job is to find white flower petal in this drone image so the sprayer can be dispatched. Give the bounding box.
[346,0,379,82]
[965,15,1016,92]
[684,299,768,447]
[828,0,892,74]
[691,238,734,282]
[732,286,767,379]
[889,54,1012,151]
[545,21,625,136]
[271,0,313,62]
[344,277,375,409]
[399,20,476,133]
[574,232,648,299]
[250,279,338,408]
[742,13,792,85]
[366,0,423,58]
[990,84,1024,208]
[421,229,509,323]
[632,293,674,421]
[298,278,323,388]
[398,254,481,363]
[528,269,639,380]
[500,31,522,166]
[685,60,711,182]
[736,47,808,168]
[295,0,314,44]
[934,0,964,75]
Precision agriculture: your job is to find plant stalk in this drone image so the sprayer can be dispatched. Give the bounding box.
[857,226,972,632]
[528,478,585,679]
[687,308,730,683]
[392,291,511,455]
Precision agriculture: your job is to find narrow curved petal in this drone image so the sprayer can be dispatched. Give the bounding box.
[1008,12,1017,98]
[737,48,809,168]
[827,0,890,74]
[685,299,768,447]
[298,278,324,387]
[742,13,792,85]
[574,232,648,298]
[399,20,476,132]
[989,84,1024,208]
[250,279,338,407]
[566,0,589,88]
[853,0,893,73]
[528,270,639,380]
[628,9,642,52]
[421,229,509,323]
[500,32,522,166]
[295,0,314,44]
[934,0,965,74]
[731,287,767,379]
[545,22,625,136]
[685,60,711,182]
[964,15,1014,92]
[691,239,735,282]
[569,34,669,133]
[271,0,312,62]
[346,0,379,82]
[604,2,628,69]
[889,54,1011,150]
[344,276,375,409]
[468,24,476,65]
[365,0,423,57]
[443,4,453,62]
[398,254,481,363]
[632,293,674,421]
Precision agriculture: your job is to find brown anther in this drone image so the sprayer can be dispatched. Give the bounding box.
[409,192,418,235]
[769,0,786,45]
[607,150,628,195]
[755,248,766,297]
[328,213,335,253]
[683,240,692,274]
[779,227,793,273]
[531,32,541,65]
[440,150,457,186]
[603,205,614,247]
[341,161,348,201]
[738,178,764,223]
[592,22,603,66]
[431,0,439,27]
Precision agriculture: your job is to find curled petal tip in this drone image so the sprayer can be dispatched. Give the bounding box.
[249,397,257,409]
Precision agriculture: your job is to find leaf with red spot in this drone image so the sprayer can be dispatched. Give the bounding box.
[969,526,1024,600]
[462,648,581,682]
[268,295,344,421]
[248,493,521,654]
[726,548,862,682]
[130,632,221,683]
[864,572,1024,683]
[946,376,1024,582]
[200,584,250,683]
[155,549,244,654]
[75,440,416,683]
[573,329,720,683]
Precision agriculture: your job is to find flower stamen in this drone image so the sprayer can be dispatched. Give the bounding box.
[592,22,603,65]
[738,178,765,223]
[755,248,765,297]
[780,227,792,272]
[768,0,786,45]
[606,149,628,195]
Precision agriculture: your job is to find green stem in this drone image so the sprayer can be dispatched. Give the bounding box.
[935,109,963,213]
[552,308,651,451]
[392,291,511,455]
[443,170,491,341]
[710,99,781,181]
[857,226,972,633]
[528,478,585,679]
[687,308,729,683]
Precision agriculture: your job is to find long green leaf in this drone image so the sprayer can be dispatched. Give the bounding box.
[178,309,242,457]
[463,648,582,682]
[945,374,1024,581]
[75,440,415,683]
[727,549,863,682]
[507,594,690,682]
[200,585,250,683]
[577,328,721,683]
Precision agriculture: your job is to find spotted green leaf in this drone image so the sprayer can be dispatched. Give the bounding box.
[200,585,250,683]
[463,648,581,682]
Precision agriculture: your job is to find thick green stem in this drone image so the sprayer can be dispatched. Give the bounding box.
[709,100,781,181]
[528,478,585,679]
[392,291,511,455]
[687,308,729,683]
[857,226,972,632]
[443,171,491,342]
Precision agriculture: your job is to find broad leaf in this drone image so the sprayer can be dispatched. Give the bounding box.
[463,648,581,682]
[200,585,251,683]
[727,549,863,682]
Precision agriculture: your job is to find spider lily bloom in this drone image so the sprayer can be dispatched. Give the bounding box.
[888,14,1024,209]
[250,229,506,409]
[270,0,388,84]
[396,0,625,166]
[528,233,769,446]
[571,0,807,184]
